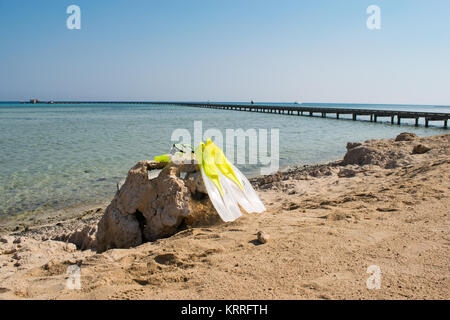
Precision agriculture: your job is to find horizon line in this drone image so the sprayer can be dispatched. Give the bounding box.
[1,100,449,108]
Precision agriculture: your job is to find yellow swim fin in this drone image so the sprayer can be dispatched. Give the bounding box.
[195,138,265,222]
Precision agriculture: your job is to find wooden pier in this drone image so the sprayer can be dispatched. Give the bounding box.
[30,101,450,128]
[155,102,449,129]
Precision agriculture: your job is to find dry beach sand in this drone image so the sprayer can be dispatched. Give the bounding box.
[0,132,449,299]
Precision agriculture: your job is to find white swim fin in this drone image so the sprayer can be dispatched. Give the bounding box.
[195,139,266,222]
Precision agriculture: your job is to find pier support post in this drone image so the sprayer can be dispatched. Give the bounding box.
[321,112,326,118]
[352,114,357,121]
[336,113,339,119]
[397,117,401,125]
[425,118,429,128]
[370,114,373,122]
[415,118,419,127]
[374,115,377,122]
[309,112,313,116]
[444,120,448,129]
[391,116,395,124]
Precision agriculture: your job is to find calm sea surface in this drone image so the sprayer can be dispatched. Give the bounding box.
[0,102,448,217]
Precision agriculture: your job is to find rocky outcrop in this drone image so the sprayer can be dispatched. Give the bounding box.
[96,160,215,253]
[395,132,418,141]
[96,204,142,252]
[53,224,98,251]
[341,133,419,168]
[342,145,407,168]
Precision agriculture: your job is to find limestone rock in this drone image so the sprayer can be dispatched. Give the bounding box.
[96,160,214,253]
[141,165,192,241]
[115,161,164,216]
[96,204,143,253]
[184,171,207,194]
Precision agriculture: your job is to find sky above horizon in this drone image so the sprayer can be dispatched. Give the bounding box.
[0,0,449,105]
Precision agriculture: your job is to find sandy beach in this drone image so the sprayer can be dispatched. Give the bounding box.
[0,132,449,300]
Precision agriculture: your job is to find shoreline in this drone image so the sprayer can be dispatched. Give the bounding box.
[0,159,340,236]
[0,200,110,236]
[1,132,449,299]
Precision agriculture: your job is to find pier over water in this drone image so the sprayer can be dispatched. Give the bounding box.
[29,101,450,128]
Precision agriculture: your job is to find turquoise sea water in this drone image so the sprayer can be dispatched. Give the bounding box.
[0,102,448,217]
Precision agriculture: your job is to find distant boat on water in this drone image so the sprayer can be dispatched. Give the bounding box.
[24,99,54,104]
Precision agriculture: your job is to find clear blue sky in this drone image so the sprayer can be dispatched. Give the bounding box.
[0,0,449,104]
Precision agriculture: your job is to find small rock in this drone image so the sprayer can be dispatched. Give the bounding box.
[338,168,356,178]
[0,236,12,244]
[412,144,431,154]
[257,231,270,244]
[260,183,272,190]
[346,142,362,150]
[1,247,17,255]
[13,237,22,244]
[284,202,300,211]
[12,252,21,260]
[64,243,77,252]
[395,132,418,141]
